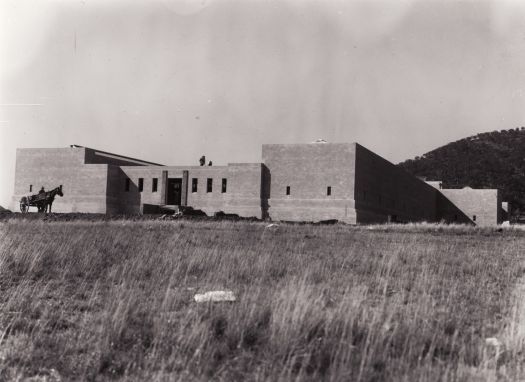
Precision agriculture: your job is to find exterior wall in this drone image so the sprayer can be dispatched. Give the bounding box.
[11,145,504,226]
[106,166,165,214]
[12,147,108,213]
[262,143,357,223]
[439,188,501,226]
[434,192,473,224]
[354,144,438,223]
[186,164,264,218]
[110,163,264,218]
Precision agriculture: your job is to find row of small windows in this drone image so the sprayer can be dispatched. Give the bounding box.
[125,178,157,192]
[124,177,226,193]
[285,186,332,196]
[192,178,227,193]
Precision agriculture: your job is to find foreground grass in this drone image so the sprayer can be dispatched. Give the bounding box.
[0,219,524,381]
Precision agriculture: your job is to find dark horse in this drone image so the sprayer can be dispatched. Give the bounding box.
[20,185,64,213]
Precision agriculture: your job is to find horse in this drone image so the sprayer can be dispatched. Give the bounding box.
[20,185,64,213]
[40,185,64,213]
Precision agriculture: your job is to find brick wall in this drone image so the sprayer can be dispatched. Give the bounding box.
[108,166,166,214]
[262,143,357,223]
[439,188,501,226]
[12,147,108,213]
[12,145,504,225]
[114,164,264,218]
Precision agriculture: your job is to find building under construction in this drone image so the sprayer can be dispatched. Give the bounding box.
[12,142,504,226]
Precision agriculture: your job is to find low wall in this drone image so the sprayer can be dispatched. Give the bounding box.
[439,188,501,226]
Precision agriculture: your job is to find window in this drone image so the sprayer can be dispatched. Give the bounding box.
[192,178,198,193]
[125,178,130,192]
[138,178,144,192]
[207,178,213,193]
[29,185,33,192]
[222,178,227,193]
[327,186,332,196]
[152,178,158,192]
[473,215,477,222]
[286,186,290,195]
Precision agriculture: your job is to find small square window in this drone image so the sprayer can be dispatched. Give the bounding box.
[222,178,227,193]
[125,178,130,192]
[29,185,33,192]
[473,215,477,222]
[138,178,144,192]
[286,186,290,195]
[152,178,158,192]
[192,178,198,193]
[207,178,213,193]
[327,186,331,196]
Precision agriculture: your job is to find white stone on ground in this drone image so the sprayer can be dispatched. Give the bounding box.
[194,290,236,303]
[485,337,502,348]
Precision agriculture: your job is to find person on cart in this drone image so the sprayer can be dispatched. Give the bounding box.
[39,186,45,194]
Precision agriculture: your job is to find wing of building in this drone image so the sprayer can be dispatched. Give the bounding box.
[11,142,506,226]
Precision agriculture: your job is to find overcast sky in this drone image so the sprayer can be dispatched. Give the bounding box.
[2,0,525,208]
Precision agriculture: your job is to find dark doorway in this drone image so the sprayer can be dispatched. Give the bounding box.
[167,178,182,205]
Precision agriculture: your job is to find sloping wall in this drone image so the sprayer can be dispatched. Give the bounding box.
[354,144,438,223]
[84,147,162,166]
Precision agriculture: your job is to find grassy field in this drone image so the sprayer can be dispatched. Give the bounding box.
[1,218,525,381]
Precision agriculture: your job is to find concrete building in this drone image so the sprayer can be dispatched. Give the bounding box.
[11,142,504,225]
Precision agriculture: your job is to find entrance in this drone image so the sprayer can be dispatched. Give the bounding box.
[166,178,182,205]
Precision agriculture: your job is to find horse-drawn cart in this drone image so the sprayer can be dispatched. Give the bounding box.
[19,185,64,213]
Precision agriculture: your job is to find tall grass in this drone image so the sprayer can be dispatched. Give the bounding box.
[0,219,524,381]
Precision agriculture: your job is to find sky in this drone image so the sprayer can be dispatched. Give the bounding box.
[2,0,525,209]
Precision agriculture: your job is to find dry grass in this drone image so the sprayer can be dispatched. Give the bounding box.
[0,219,524,381]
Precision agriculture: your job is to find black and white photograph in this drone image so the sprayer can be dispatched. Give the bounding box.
[1,0,525,380]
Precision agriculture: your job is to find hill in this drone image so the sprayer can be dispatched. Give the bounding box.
[398,128,525,216]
